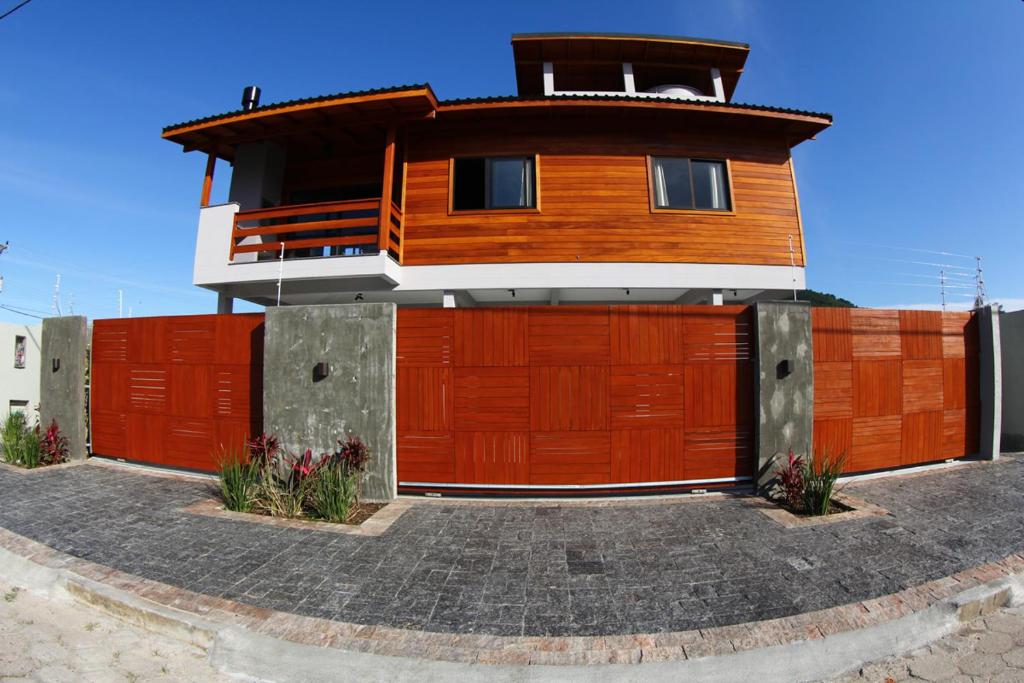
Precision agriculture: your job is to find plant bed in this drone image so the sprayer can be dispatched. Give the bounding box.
[215,432,376,526]
[754,491,890,528]
[183,496,409,536]
[1,414,70,470]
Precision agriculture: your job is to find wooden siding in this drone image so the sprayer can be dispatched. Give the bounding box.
[396,305,755,490]
[811,309,979,474]
[91,314,264,472]
[401,120,804,267]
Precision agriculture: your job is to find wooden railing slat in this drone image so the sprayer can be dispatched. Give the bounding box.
[233,234,378,254]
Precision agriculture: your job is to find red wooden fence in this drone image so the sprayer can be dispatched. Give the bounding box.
[90,314,264,472]
[811,308,979,473]
[396,305,755,492]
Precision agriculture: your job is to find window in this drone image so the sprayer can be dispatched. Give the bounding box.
[14,335,25,369]
[650,157,730,211]
[452,156,536,211]
[9,400,28,415]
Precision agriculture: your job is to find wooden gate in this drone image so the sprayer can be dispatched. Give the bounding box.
[396,305,754,493]
[811,308,979,473]
[90,314,264,472]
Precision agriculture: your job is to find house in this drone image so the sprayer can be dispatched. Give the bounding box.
[162,33,831,312]
[0,321,41,421]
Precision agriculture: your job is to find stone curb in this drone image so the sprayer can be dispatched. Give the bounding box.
[2,526,1024,681]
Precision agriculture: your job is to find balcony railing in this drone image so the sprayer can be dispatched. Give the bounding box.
[230,198,402,263]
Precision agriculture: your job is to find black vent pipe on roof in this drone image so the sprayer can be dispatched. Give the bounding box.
[241,86,261,111]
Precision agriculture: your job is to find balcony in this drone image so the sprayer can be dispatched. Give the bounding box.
[230,198,403,263]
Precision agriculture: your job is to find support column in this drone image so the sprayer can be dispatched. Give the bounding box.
[978,305,1002,460]
[200,153,216,207]
[542,62,555,95]
[217,293,234,314]
[711,289,724,306]
[263,304,397,501]
[1000,310,1024,452]
[753,301,813,491]
[40,316,89,460]
[378,126,396,252]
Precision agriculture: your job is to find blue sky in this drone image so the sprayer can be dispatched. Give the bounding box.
[1,0,1021,323]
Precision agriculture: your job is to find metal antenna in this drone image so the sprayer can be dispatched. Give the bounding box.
[276,242,285,306]
[52,274,62,316]
[118,289,124,318]
[973,256,987,308]
[787,235,798,301]
[939,269,946,311]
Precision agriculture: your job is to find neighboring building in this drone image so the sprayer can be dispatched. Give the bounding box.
[0,321,41,421]
[162,33,831,311]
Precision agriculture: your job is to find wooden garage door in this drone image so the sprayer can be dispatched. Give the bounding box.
[811,308,979,474]
[396,305,754,492]
[91,314,264,472]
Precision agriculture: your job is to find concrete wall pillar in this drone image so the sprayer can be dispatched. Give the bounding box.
[1000,309,1024,452]
[216,293,234,314]
[978,305,1002,459]
[227,142,286,211]
[263,303,396,501]
[40,316,88,460]
[753,301,813,491]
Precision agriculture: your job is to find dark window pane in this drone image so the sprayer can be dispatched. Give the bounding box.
[489,157,535,208]
[452,158,486,210]
[652,157,693,209]
[692,160,729,210]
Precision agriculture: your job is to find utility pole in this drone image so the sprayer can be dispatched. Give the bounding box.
[52,274,62,316]
[118,289,123,318]
[0,241,7,295]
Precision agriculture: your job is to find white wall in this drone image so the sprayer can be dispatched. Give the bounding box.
[0,321,42,423]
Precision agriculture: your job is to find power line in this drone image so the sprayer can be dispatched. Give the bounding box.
[0,0,33,22]
[0,303,45,320]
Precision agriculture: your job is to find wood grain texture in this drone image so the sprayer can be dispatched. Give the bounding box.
[397,305,754,489]
[812,308,981,473]
[401,120,805,267]
[90,314,264,472]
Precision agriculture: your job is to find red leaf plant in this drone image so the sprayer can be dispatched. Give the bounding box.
[39,419,69,466]
[775,448,805,511]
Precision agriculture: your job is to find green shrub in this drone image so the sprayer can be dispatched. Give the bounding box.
[1,412,40,468]
[216,447,258,512]
[801,451,846,516]
[309,460,359,523]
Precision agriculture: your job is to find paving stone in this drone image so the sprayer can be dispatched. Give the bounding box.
[975,631,1016,655]
[992,670,1024,683]
[908,652,961,681]
[956,651,1007,676]
[2,457,1024,640]
[1005,648,1024,669]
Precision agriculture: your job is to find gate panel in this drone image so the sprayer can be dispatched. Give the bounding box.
[812,308,980,474]
[397,305,755,492]
[91,314,264,472]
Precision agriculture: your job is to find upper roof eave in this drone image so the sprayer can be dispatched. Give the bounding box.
[510,32,750,51]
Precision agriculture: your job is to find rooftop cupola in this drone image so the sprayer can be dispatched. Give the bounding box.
[511,32,749,103]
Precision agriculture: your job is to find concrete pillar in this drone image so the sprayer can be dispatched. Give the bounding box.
[262,303,396,501]
[978,305,1002,460]
[40,316,89,460]
[711,289,724,306]
[753,301,813,491]
[999,309,1024,452]
[216,293,234,314]
[227,141,286,211]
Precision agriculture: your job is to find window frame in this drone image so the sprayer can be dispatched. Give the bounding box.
[646,155,735,215]
[447,154,542,215]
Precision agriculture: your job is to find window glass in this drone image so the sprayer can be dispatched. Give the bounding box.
[692,160,729,210]
[489,157,534,209]
[14,335,25,369]
[651,157,692,209]
[453,156,535,210]
[651,157,730,211]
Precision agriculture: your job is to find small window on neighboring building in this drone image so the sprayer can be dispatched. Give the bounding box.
[9,400,28,415]
[14,335,26,369]
[452,156,536,211]
[650,157,731,211]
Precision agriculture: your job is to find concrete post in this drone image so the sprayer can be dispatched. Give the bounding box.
[262,303,396,501]
[999,309,1024,452]
[753,301,813,491]
[977,305,1002,459]
[216,293,234,314]
[39,316,89,460]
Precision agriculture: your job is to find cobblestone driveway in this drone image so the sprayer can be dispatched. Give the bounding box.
[1,457,1022,638]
